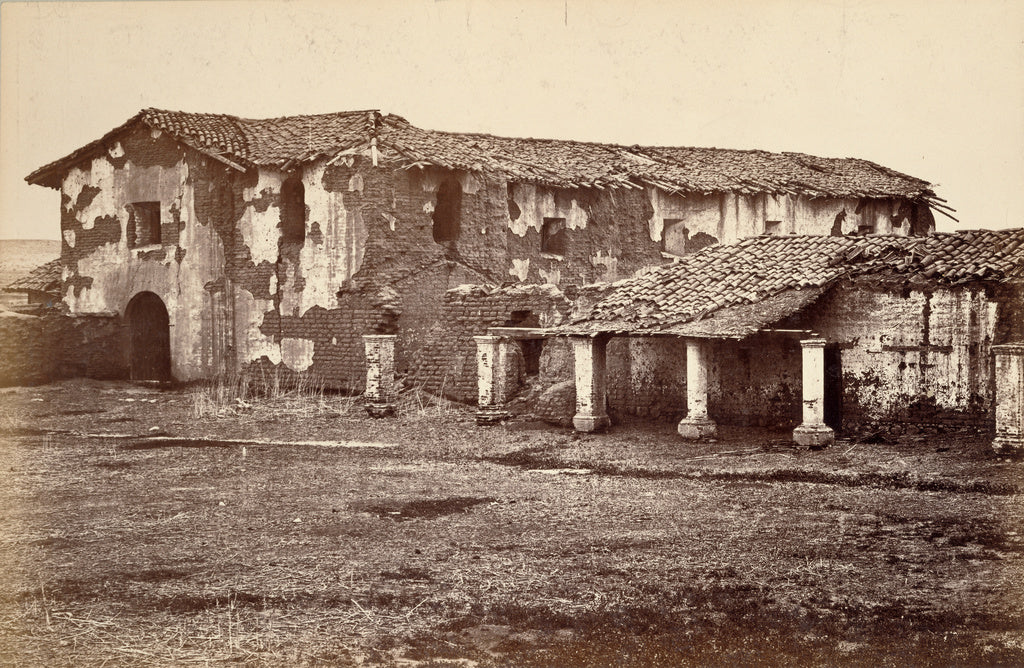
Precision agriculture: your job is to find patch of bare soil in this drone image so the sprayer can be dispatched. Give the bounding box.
[0,380,1021,666]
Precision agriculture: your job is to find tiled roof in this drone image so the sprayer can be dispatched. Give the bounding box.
[27,109,940,207]
[565,228,1024,338]
[4,259,62,295]
[27,109,379,186]
[380,117,937,200]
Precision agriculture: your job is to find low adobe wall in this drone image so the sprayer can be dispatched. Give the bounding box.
[0,311,126,387]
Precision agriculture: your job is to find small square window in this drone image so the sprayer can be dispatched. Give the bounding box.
[127,202,161,248]
[764,220,782,235]
[858,223,875,236]
[541,217,566,256]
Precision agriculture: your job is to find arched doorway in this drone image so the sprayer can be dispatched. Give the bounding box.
[125,292,171,381]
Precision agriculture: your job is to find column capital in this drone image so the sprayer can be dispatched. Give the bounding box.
[800,338,828,349]
[473,334,504,345]
[993,343,1024,355]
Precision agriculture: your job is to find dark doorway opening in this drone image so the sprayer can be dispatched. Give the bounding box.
[505,310,542,376]
[823,344,842,430]
[125,291,171,382]
[432,178,462,243]
[280,177,306,245]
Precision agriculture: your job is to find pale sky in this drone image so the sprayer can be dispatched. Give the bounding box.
[1,0,1022,240]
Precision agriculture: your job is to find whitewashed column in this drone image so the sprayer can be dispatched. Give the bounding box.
[793,338,835,447]
[363,334,397,417]
[475,335,511,424]
[572,335,610,432]
[993,343,1024,455]
[677,338,717,439]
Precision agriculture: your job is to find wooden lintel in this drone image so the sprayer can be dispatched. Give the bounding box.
[486,327,554,339]
[759,328,819,337]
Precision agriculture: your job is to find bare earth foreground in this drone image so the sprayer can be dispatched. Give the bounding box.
[0,380,1021,667]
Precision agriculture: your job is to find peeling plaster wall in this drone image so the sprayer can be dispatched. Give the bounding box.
[605,336,689,420]
[54,126,938,396]
[505,182,659,286]
[248,155,664,391]
[647,191,921,250]
[802,283,1000,428]
[707,335,803,427]
[506,183,588,237]
[58,126,229,381]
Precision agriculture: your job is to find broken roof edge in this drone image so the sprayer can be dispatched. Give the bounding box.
[3,258,63,294]
[380,119,938,200]
[25,107,387,189]
[24,110,260,189]
[26,107,940,204]
[26,111,149,189]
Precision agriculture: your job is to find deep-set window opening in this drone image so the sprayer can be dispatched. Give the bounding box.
[280,177,306,244]
[432,178,462,242]
[127,201,161,248]
[541,217,567,255]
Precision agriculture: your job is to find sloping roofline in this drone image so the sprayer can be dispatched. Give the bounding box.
[564,228,1024,338]
[26,108,944,211]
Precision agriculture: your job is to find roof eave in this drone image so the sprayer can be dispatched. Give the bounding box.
[25,111,149,189]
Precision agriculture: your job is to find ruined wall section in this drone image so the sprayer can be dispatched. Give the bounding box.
[257,154,670,391]
[0,312,126,386]
[802,281,1000,430]
[505,183,659,285]
[250,156,510,389]
[58,125,233,381]
[647,191,929,251]
[432,285,571,401]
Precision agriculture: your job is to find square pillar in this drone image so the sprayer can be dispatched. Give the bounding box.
[793,338,834,447]
[572,335,610,432]
[363,334,397,417]
[475,335,513,424]
[678,338,717,439]
[993,343,1024,455]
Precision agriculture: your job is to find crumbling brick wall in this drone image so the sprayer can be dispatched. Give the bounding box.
[426,285,571,401]
[0,312,126,387]
[237,153,671,395]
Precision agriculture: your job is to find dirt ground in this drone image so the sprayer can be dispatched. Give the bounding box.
[0,379,1022,667]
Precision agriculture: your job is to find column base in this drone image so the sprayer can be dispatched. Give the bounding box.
[573,413,610,433]
[365,402,396,418]
[992,435,1023,456]
[677,417,717,440]
[793,423,835,448]
[476,407,510,425]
